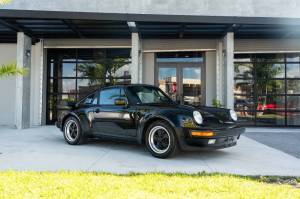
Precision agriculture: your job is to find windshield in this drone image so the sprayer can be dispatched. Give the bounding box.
[127,86,174,104]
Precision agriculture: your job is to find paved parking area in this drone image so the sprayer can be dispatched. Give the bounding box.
[1,126,300,176]
[245,128,300,159]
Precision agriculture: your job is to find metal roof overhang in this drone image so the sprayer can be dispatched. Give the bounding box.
[1,9,300,43]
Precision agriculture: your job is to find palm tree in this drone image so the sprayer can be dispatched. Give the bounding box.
[0,63,28,78]
[77,58,129,86]
[0,0,23,79]
[0,0,12,5]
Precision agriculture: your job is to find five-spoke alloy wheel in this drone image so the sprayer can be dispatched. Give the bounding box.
[63,116,85,145]
[145,121,178,158]
[149,126,171,154]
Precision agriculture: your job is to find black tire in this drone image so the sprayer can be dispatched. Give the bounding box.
[145,121,179,159]
[63,116,86,145]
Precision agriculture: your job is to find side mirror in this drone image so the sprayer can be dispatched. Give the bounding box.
[114,98,127,106]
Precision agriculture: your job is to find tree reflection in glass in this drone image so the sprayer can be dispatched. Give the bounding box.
[255,62,284,120]
[234,53,300,126]
[77,58,130,92]
[255,63,284,95]
[234,63,254,79]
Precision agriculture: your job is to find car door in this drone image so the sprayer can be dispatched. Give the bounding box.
[92,87,137,138]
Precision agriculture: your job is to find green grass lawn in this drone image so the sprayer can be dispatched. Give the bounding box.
[0,172,299,199]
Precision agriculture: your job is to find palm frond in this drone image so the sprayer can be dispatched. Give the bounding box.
[0,0,12,5]
[0,63,28,78]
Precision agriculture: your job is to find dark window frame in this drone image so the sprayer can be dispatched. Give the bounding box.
[234,53,300,127]
[46,48,132,124]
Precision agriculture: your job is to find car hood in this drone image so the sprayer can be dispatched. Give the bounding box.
[143,103,232,123]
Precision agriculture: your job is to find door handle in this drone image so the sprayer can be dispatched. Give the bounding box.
[95,108,100,113]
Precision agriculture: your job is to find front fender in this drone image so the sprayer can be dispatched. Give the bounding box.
[136,111,193,144]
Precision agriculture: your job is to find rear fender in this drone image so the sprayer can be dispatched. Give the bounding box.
[61,112,81,131]
[61,112,92,136]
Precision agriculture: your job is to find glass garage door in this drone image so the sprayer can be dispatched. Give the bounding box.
[234,53,300,127]
[46,48,131,124]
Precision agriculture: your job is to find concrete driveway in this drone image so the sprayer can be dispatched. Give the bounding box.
[245,128,300,159]
[1,126,300,176]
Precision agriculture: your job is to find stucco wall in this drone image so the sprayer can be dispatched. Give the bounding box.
[142,52,155,85]
[0,42,44,127]
[1,0,300,18]
[204,51,217,106]
[0,44,17,127]
[30,42,44,126]
[235,39,300,52]
[142,39,217,52]
[43,39,131,48]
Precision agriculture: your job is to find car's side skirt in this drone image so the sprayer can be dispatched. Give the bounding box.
[91,132,138,143]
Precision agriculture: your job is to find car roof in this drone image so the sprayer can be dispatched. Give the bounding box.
[77,84,157,104]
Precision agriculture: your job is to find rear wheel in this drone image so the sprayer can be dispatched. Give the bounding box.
[63,116,85,145]
[145,121,178,158]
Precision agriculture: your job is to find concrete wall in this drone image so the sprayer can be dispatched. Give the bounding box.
[235,39,300,52]
[204,51,217,106]
[0,44,17,127]
[2,0,300,18]
[142,39,217,52]
[44,39,131,48]
[0,42,45,127]
[142,52,155,85]
[30,42,44,126]
[15,33,32,129]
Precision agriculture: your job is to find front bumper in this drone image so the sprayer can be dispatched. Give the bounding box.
[175,126,245,151]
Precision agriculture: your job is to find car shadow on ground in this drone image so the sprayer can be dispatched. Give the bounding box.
[44,127,234,160]
[84,138,231,160]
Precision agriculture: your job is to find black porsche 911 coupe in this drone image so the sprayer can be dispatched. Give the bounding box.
[56,84,245,158]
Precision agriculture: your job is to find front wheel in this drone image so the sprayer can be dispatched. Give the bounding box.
[145,121,179,159]
[63,116,86,145]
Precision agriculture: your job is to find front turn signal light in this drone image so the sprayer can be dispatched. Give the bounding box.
[191,131,215,137]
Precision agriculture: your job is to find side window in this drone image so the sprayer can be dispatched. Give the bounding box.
[120,88,127,98]
[120,88,129,103]
[99,88,121,105]
[82,93,98,105]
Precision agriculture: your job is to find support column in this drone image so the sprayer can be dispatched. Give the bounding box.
[204,51,217,106]
[15,32,31,129]
[131,32,142,83]
[223,32,234,109]
[30,40,43,126]
[143,52,155,85]
[138,40,143,83]
[216,41,224,104]
[41,40,47,125]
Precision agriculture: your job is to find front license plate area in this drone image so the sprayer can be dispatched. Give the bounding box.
[226,136,235,143]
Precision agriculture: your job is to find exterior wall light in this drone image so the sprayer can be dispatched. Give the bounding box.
[25,50,31,57]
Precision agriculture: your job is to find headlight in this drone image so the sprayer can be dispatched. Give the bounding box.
[230,110,238,121]
[193,111,203,124]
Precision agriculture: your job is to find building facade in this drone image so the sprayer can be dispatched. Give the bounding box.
[0,0,300,128]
